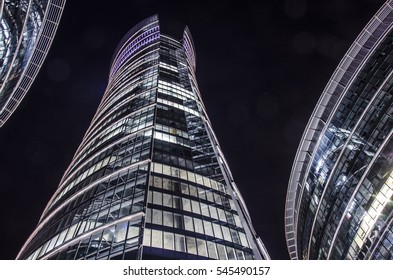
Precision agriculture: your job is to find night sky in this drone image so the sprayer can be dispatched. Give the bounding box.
[0,0,386,260]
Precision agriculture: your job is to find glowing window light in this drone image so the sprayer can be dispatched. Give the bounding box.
[349,172,393,253]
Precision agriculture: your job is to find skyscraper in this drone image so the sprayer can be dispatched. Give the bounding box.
[285,0,393,260]
[17,15,269,260]
[0,0,66,127]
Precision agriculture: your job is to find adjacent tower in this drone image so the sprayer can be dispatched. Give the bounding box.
[285,1,393,260]
[0,0,66,127]
[17,15,270,260]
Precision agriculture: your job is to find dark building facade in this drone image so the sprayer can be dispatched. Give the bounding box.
[285,1,393,260]
[17,15,270,260]
[0,0,66,127]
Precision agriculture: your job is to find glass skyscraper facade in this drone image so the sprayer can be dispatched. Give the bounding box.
[285,1,393,260]
[0,0,66,127]
[17,15,269,260]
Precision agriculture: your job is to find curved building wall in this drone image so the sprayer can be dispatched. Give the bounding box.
[285,0,393,260]
[17,15,269,260]
[0,0,66,127]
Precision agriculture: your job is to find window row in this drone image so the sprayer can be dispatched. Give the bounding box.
[154,131,192,148]
[151,162,227,194]
[145,208,248,247]
[149,175,234,209]
[159,62,178,73]
[143,228,253,260]
[27,219,142,260]
[155,123,188,139]
[158,80,194,99]
[147,190,241,227]
[157,98,200,117]
[149,175,236,210]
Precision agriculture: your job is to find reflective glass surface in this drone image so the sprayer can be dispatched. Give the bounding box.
[286,1,393,260]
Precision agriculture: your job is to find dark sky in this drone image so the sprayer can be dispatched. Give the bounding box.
[0,0,386,260]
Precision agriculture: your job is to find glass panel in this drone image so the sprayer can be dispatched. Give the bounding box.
[151,230,162,248]
[213,223,223,239]
[145,208,152,223]
[209,205,218,220]
[186,236,197,255]
[55,230,67,247]
[189,186,198,197]
[152,209,162,225]
[153,191,162,205]
[163,211,173,227]
[173,196,181,209]
[163,165,170,175]
[114,222,128,243]
[127,226,139,239]
[194,218,204,234]
[181,183,189,195]
[207,241,217,259]
[234,215,241,227]
[227,247,236,260]
[174,214,183,229]
[143,228,151,246]
[206,191,214,202]
[182,198,191,212]
[147,191,153,203]
[199,189,207,200]
[201,203,209,217]
[214,193,222,204]
[163,232,174,250]
[196,239,207,257]
[235,249,244,260]
[217,244,227,260]
[184,216,194,231]
[222,226,231,242]
[163,178,172,190]
[230,229,241,244]
[163,193,172,207]
[153,176,162,188]
[239,232,249,247]
[217,208,227,222]
[191,200,201,214]
[175,234,186,252]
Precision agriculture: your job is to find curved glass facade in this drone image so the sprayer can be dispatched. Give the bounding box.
[17,15,270,260]
[285,1,393,260]
[0,0,66,127]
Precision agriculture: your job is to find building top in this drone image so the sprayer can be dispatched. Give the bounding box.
[109,15,197,79]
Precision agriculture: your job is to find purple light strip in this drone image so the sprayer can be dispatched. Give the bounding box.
[110,26,160,78]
